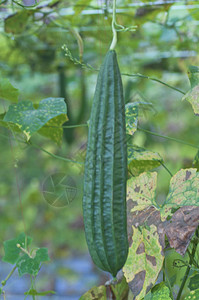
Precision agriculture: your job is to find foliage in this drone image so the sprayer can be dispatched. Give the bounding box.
[0,0,199,299]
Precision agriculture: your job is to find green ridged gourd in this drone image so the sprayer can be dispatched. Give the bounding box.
[83,50,128,277]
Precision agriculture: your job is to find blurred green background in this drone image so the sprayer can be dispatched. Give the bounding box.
[0,0,199,298]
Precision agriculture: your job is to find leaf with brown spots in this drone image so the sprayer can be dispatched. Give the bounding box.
[79,278,129,300]
[127,172,158,214]
[128,146,163,176]
[123,225,164,300]
[79,285,107,300]
[164,206,199,255]
[161,168,199,220]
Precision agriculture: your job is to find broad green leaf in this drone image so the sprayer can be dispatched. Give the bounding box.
[2,233,32,264]
[188,274,199,291]
[123,225,164,300]
[16,248,50,276]
[128,146,163,176]
[38,114,68,145]
[184,289,199,300]
[79,285,107,300]
[127,172,158,213]
[4,98,67,140]
[144,283,172,299]
[125,103,138,136]
[161,168,199,219]
[0,288,2,295]
[0,77,19,102]
[4,10,33,34]
[183,66,199,115]
[24,289,55,296]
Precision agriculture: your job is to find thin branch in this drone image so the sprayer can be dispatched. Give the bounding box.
[138,127,199,149]
[122,73,185,95]
[29,141,84,165]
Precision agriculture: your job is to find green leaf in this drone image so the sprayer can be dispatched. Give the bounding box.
[127,172,158,213]
[125,103,139,136]
[123,225,164,300]
[188,66,199,88]
[0,113,22,133]
[16,248,50,276]
[4,98,67,140]
[38,114,68,145]
[144,283,172,299]
[111,277,129,300]
[24,289,55,296]
[2,233,32,264]
[128,146,163,176]
[0,77,19,102]
[183,66,199,115]
[150,283,172,299]
[184,289,199,300]
[79,285,107,300]
[0,288,2,295]
[161,168,199,219]
[4,10,33,34]
[188,274,199,291]
[183,85,199,115]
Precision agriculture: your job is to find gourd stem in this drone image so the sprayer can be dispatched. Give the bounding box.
[110,0,117,50]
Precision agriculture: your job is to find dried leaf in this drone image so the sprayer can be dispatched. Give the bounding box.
[164,206,199,255]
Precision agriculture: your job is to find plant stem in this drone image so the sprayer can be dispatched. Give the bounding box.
[159,161,173,177]
[110,0,117,50]
[44,124,88,129]
[1,266,17,287]
[176,227,199,300]
[138,127,199,149]
[122,72,185,95]
[29,141,84,165]
[70,28,84,63]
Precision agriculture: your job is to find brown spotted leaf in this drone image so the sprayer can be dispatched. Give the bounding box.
[161,168,199,220]
[123,225,164,300]
[79,285,107,300]
[164,206,199,255]
[127,172,158,213]
[128,146,163,176]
